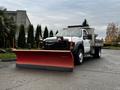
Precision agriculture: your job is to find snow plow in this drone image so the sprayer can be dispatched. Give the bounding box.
[13,49,74,71]
[13,26,103,71]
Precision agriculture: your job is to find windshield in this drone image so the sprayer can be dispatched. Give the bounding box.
[56,28,82,37]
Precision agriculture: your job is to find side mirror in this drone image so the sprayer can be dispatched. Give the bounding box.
[83,34,92,39]
[87,34,92,39]
[83,35,88,39]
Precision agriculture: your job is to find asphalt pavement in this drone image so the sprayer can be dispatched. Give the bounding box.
[0,49,120,90]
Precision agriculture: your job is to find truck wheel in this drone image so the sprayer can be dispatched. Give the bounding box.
[93,48,101,58]
[75,49,84,65]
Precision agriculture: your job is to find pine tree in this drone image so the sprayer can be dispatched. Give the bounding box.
[17,25,26,48]
[35,25,42,48]
[0,9,8,48]
[43,26,48,39]
[50,30,54,37]
[55,30,58,35]
[0,16,5,48]
[0,8,16,48]
[82,19,89,27]
[27,24,34,48]
[9,17,16,48]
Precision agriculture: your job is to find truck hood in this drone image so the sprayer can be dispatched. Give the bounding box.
[44,37,82,44]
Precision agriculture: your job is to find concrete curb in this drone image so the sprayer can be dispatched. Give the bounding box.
[0,58,16,62]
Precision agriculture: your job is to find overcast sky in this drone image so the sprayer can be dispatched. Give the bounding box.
[1,0,120,38]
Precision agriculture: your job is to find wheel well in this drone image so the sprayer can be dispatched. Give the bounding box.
[79,44,84,54]
[72,42,84,54]
[72,43,84,65]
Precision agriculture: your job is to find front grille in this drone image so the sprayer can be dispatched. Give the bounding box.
[44,40,70,50]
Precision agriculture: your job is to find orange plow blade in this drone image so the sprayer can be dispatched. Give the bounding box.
[13,49,74,71]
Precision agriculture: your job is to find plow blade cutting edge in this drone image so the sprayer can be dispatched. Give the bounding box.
[13,49,74,71]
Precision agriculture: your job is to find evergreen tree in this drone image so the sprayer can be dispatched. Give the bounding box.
[35,25,42,48]
[50,30,54,37]
[0,8,16,48]
[0,11,10,48]
[0,9,8,48]
[82,19,89,27]
[43,26,48,39]
[27,24,34,48]
[8,17,16,48]
[17,25,26,48]
[0,16,5,48]
[55,30,58,35]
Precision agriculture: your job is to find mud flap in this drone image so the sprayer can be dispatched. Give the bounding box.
[13,49,74,71]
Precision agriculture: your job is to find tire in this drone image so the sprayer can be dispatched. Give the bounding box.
[74,49,84,65]
[93,48,101,58]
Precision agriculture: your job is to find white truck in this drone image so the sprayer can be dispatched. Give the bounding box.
[43,26,103,65]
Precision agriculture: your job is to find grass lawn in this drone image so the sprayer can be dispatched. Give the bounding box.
[0,53,16,59]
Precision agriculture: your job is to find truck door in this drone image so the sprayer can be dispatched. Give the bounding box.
[83,30,91,53]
